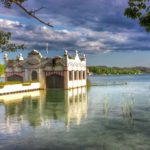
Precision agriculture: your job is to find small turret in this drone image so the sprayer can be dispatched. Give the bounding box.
[75,50,78,56]
[64,50,68,66]
[3,53,8,61]
[83,54,86,59]
[18,53,24,61]
[3,53,8,66]
[64,50,68,56]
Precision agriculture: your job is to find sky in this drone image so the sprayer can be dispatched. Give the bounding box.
[0,0,150,67]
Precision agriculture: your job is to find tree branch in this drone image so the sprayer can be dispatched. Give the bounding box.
[9,0,53,27]
[30,6,45,14]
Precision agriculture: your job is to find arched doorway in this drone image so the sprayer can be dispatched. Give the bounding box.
[46,75,64,88]
[7,75,23,82]
[32,71,38,81]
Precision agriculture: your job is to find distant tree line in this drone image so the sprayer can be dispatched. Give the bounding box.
[0,64,4,76]
[88,66,143,75]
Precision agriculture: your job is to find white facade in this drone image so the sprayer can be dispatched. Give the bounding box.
[4,50,87,89]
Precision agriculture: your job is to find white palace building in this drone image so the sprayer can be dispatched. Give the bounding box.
[3,50,87,90]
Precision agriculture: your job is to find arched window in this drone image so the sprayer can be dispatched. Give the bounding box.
[32,71,38,81]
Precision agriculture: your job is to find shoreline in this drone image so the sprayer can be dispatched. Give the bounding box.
[88,73,149,76]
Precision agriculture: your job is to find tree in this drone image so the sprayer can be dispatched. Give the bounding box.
[0,0,53,52]
[124,0,150,32]
[0,30,25,52]
[0,64,4,76]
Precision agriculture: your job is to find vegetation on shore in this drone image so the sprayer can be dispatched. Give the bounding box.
[0,80,38,85]
[0,80,38,88]
[124,0,150,32]
[0,64,4,76]
[87,66,147,75]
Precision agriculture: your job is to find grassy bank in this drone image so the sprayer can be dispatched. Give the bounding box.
[0,64,4,76]
[0,80,38,86]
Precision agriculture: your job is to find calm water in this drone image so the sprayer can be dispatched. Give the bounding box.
[1,75,150,150]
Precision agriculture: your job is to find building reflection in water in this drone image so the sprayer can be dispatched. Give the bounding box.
[65,87,87,128]
[0,87,87,132]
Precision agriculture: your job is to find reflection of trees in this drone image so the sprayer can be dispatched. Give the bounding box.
[3,88,87,128]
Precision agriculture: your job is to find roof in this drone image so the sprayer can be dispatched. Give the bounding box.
[7,60,24,67]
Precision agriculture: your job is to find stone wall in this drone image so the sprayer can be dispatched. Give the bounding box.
[0,82,41,95]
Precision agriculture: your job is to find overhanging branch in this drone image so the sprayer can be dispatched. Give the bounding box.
[30,6,45,14]
[9,0,53,27]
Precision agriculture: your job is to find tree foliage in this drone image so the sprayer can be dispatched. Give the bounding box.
[124,0,150,32]
[0,0,27,8]
[88,66,142,75]
[0,30,25,52]
[0,64,4,76]
[0,0,52,52]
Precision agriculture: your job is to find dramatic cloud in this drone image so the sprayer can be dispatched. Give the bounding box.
[0,0,149,53]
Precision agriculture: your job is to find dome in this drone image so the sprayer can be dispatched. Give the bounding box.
[28,49,43,58]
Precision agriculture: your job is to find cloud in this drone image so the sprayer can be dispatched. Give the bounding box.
[0,18,132,52]
[0,0,137,31]
[0,19,25,28]
[0,0,149,53]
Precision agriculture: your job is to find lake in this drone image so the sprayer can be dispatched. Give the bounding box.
[0,74,150,150]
